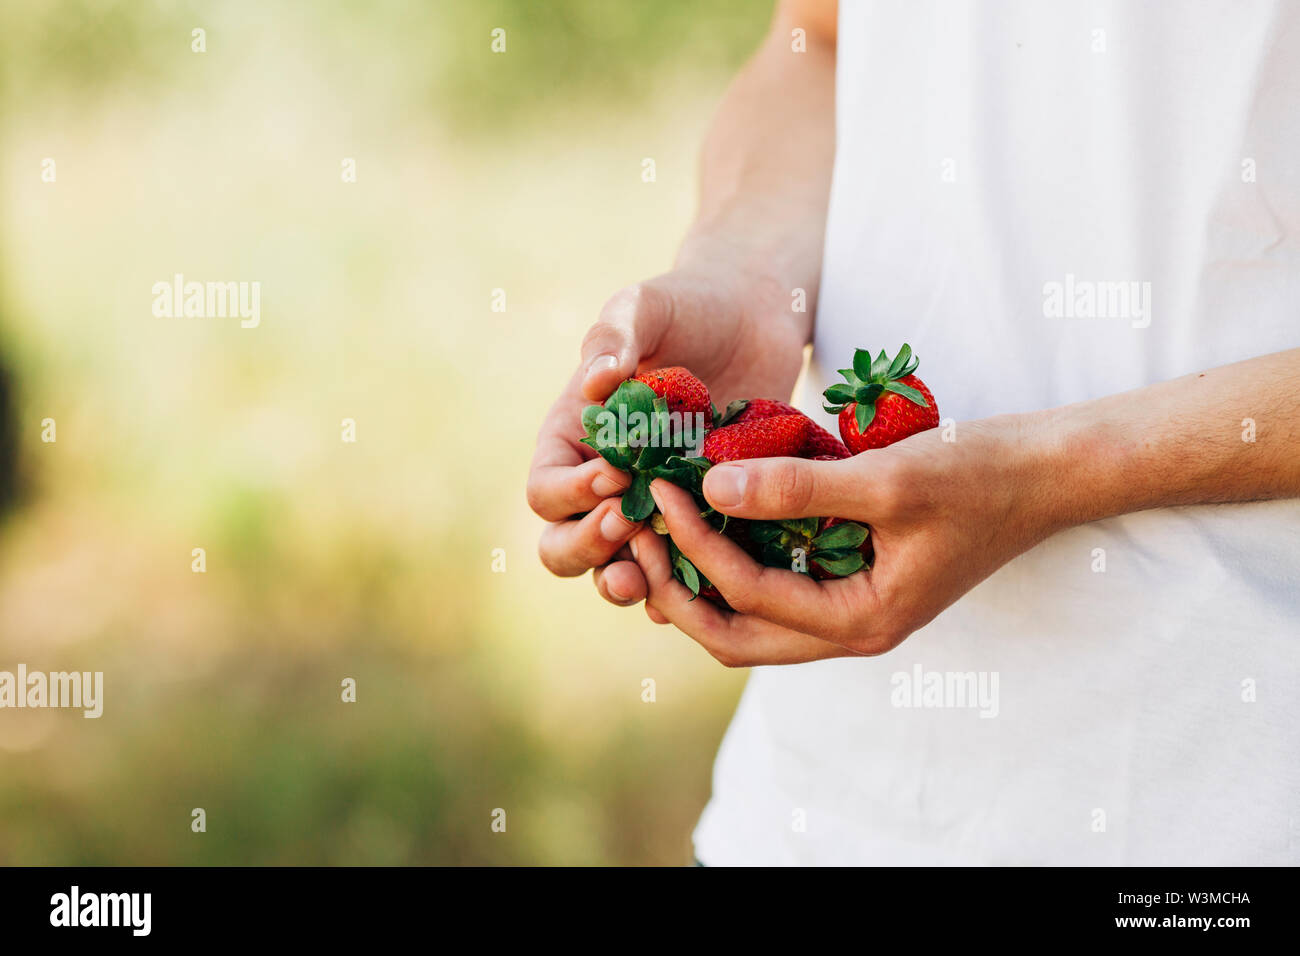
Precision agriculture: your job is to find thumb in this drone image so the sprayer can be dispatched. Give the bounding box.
[579,281,674,402]
[701,456,864,521]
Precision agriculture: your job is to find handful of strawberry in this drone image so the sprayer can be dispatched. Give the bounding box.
[578,345,939,606]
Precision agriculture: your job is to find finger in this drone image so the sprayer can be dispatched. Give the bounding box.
[579,283,674,401]
[527,373,634,521]
[634,528,853,665]
[528,455,632,522]
[538,499,641,577]
[651,479,871,643]
[701,455,868,521]
[593,558,648,607]
[645,605,669,625]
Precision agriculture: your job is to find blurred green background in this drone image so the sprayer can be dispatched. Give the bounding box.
[0,0,768,864]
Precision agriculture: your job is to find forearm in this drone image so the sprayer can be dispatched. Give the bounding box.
[1028,349,1300,530]
[676,1,837,320]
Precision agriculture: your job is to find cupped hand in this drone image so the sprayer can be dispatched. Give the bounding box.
[636,414,1064,665]
[526,262,808,609]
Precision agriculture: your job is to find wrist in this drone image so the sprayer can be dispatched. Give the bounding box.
[677,202,823,318]
[1018,404,1130,533]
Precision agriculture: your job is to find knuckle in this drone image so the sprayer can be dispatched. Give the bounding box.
[537,540,566,577]
[538,535,594,579]
[595,283,647,328]
[525,479,549,518]
[722,583,759,615]
[601,280,674,332]
[580,318,616,352]
[871,458,912,515]
[710,648,747,669]
[853,621,909,656]
[767,462,813,515]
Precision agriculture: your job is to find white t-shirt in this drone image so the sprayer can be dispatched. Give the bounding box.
[694,0,1300,865]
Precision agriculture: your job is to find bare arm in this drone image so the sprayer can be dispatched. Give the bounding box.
[1037,348,1300,528]
[639,348,1300,665]
[670,0,838,330]
[527,0,841,609]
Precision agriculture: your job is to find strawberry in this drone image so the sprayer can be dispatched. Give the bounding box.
[721,397,801,424]
[803,428,852,460]
[579,370,712,521]
[633,367,713,427]
[719,397,851,460]
[702,414,809,464]
[822,344,938,453]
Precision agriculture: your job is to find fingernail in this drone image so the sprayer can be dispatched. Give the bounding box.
[606,581,631,603]
[648,480,665,510]
[628,536,640,562]
[601,508,633,541]
[706,465,746,507]
[586,353,618,378]
[591,472,627,497]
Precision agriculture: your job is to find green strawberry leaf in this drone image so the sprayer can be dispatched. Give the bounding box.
[582,404,618,445]
[677,418,709,456]
[747,521,787,545]
[777,518,807,538]
[718,399,749,426]
[636,442,672,471]
[856,382,884,403]
[621,471,656,521]
[606,379,657,418]
[852,348,875,382]
[586,439,634,471]
[653,455,712,494]
[675,555,700,596]
[668,539,704,599]
[837,368,861,386]
[882,381,928,406]
[813,551,866,576]
[761,542,795,569]
[823,383,858,404]
[650,460,697,493]
[854,402,877,433]
[871,349,891,378]
[812,522,868,550]
[886,344,913,380]
[812,546,853,561]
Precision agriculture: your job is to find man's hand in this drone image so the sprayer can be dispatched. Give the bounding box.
[635,348,1300,666]
[526,264,806,608]
[526,0,837,609]
[634,415,1055,664]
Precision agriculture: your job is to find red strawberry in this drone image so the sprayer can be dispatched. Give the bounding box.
[633,367,713,427]
[724,397,801,423]
[722,398,851,460]
[802,428,852,459]
[822,344,938,453]
[702,414,809,464]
